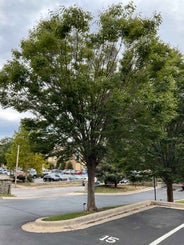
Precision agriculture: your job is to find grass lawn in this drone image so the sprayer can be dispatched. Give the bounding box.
[0,194,15,197]
[43,211,91,221]
[94,184,149,193]
[176,200,184,204]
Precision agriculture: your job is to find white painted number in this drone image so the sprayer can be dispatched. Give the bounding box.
[99,235,119,243]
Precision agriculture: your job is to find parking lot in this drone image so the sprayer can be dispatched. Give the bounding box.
[20,201,184,245]
[2,186,184,245]
[94,207,184,245]
[52,205,184,245]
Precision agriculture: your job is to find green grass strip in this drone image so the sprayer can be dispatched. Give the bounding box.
[43,205,124,221]
[176,200,184,204]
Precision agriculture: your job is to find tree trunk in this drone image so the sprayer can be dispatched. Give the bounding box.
[86,160,98,211]
[166,182,173,202]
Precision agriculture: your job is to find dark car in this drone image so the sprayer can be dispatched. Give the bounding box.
[43,173,60,182]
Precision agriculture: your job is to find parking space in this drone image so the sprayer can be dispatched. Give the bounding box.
[50,206,184,245]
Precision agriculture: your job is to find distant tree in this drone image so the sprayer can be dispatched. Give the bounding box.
[31,153,46,174]
[0,137,12,166]
[60,162,66,170]
[6,125,46,174]
[96,162,123,188]
[67,161,73,170]
[6,126,32,171]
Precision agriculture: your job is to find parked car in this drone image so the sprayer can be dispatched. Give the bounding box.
[75,171,82,175]
[0,168,10,176]
[42,169,51,177]
[57,174,69,181]
[13,170,26,182]
[119,178,129,184]
[28,168,37,179]
[43,173,60,182]
[68,175,78,180]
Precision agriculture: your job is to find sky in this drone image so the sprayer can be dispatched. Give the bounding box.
[0,0,184,139]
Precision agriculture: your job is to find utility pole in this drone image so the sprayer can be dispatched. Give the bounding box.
[153,175,157,201]
[14,145,20,188]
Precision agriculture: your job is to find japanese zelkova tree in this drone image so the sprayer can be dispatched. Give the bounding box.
[108,32,184,202]
[0,3,162,210]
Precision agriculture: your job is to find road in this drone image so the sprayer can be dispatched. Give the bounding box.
[0,186,184,245]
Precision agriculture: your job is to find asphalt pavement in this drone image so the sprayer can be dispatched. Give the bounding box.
[11,184,85,199]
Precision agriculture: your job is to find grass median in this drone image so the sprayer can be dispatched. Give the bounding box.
[176,200,184,204]
[94,184,148,193]
[42,205,123,221]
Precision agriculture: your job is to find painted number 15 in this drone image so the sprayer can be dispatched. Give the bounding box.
[99,235,120,243]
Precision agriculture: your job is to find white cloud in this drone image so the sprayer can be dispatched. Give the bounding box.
[0,107,33,139]
[0,107,30,122]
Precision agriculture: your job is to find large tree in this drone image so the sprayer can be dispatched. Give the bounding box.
[108,37,184,202]
[0,3,162,210]
[147,52,184,202]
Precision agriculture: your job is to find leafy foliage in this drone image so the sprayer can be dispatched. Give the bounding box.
[96,162,123,188]
[5,125,46,173]
[0,137,12,165]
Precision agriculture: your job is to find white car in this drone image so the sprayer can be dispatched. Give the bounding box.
[43,173,60,182]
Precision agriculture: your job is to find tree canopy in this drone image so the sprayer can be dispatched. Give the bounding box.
[108,41,184,201]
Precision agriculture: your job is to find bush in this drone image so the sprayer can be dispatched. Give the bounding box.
[27,175,33,182]
[104,173,122,188]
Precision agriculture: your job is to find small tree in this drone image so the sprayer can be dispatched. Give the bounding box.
[67,161,73,170]
[6,126,33,172]
[31,153,46,174]
[96,163,123,188]
[6,125,45,175]
[60,162,66,170]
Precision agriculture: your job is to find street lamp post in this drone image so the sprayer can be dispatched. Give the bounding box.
[14,145,20,188]
[153,175,157,201]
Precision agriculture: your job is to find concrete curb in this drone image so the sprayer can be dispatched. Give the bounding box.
[22,200,184,233]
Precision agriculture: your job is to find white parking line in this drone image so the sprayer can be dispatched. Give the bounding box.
[149,223,184,245]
